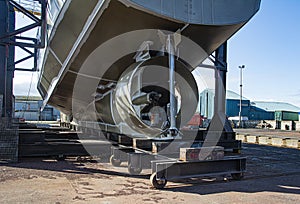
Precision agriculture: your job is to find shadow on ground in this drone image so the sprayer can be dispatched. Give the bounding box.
[1,144,299,196]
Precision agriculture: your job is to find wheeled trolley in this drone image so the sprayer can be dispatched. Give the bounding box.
[110,140,246,189]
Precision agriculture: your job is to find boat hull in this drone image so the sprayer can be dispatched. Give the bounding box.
[38,0,261,137]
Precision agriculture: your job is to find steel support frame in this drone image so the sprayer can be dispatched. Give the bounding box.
[0,0,47,117]
[0,0,15,117]
[208,42,233,132]
[0,0,47,72]
[111,146,134,162]
[128,152,143,171]
[111,145,154,168]
[167,34,178,136]
[151,157,246,181]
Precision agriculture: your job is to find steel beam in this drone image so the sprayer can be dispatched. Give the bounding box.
[209,42,233,132]
[152,156,246,181]
[167,35,178,136]
[0,0,47,117]
[0,0,15,117]
[214,43,227,114]
[0,0,47,71]
[8,0,40,22]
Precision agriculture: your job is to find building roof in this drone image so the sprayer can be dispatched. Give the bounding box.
[200,89,249,100]
[226,90,249,101]
[15,95,42,101]
[251,101,300,113]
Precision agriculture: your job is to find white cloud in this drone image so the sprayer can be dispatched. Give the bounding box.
[13,72,40,96]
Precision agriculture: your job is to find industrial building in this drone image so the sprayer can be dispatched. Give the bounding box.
[199,89,251,119]
[200,89,300,121]
[14,96,60,121]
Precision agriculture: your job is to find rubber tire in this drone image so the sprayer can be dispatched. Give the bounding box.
[128,164,142,175]
[110,155,122,167]
[150,173,167,189]
[231,172,244,180]
[56,155,66,161]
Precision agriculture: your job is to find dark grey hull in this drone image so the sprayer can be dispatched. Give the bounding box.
[37,0,260,137]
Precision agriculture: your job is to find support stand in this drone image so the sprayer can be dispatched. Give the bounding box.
[0,0,47,117]
[0,0,14,118]
[209,42,233,132]
[166,34,178,137]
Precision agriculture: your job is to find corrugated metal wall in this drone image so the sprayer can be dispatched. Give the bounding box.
[198,89,300,121]
[15,100,59,121]
[248,106,274,120]
[199,89,215,119]
[200,90,251,119]
[199,89,276,120]
[226,99,250,118]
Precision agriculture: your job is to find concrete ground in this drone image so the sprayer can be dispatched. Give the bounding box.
[0,144,300,204]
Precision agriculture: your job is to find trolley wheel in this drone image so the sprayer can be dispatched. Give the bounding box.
[128,164,142,175]
[56,154,66,161]
[233,149,241,154]
[110,155,122,167]
[231,172,244,180]
[76,156,84,162]
[150,173,167,189]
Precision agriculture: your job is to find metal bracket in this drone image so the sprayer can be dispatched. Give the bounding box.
[134,41,153,62]
[208,53,227,72]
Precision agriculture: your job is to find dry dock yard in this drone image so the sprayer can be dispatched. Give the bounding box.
[1,0,300,203]
[0,142,300,204]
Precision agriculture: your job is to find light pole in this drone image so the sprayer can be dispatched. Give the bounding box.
[238,65,245,128]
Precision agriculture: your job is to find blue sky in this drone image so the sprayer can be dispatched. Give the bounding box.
[13,0,300,107]
[227,0,300,107]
